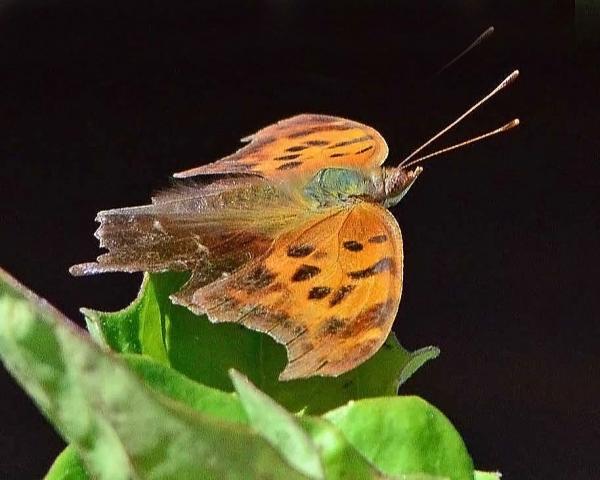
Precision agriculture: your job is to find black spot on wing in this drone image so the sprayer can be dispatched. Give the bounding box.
[306,140,330,146]
[356,145,374,154]
[285,145,309,152]
[329,152,347,158]
[277,161,302,170]
[327,135,372,148]
[348,257,395,279]
[343,240,363,252]
[308,286,331,299]
[274,153,301,161]
[368,234,388,244]
[329,284,356,306]
[287,244,315,258]
[292,264,321,282]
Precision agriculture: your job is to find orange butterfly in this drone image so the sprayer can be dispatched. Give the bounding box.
[71,71,519,380]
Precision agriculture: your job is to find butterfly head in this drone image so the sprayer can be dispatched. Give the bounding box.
[382,166,423,208]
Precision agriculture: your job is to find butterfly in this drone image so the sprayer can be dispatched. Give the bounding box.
[71,71,519,380]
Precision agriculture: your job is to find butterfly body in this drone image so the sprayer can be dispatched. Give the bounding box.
[72,114,424,380]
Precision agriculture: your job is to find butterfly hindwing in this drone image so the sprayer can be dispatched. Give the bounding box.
[174,114,389,181]
[69,177,309,283]
[172,202,403,380]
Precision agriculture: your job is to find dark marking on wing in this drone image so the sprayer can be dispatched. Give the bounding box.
[358,338,379,355]
[320,316,346,335]
[292,324,307,336]
[368,234,388,244]
[277,161,302,170]
[356,145,374,154]
[343,240,363,252]
[274,153,302,161]
[348,257,395,279]
[327,135,372,148]
[329,284,356,307]
[265,282,284,294]
[329,152,347,158]
[342,301,392,339]
[285,329,309,347]
[306,140,330,146]
[287,244,315,258]
[206,295,240,313]
[238,264,276,292]
[292,264,321,282]
[308,286,331,300]
[285,145,309,152]
[288,124,354,139]
[288,345,313,363]
[314,359,329,373]
[355,302,389,328]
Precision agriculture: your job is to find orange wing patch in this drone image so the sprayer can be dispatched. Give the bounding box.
[174,114,389,181]
[171,202,403,380]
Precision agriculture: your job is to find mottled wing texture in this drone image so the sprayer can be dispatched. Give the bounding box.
[174,114,389,181]
[70,177,309,285]
[172,202,403,380]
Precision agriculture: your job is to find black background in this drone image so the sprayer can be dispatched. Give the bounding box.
[0,1,598,478]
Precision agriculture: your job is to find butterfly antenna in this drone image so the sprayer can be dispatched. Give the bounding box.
[401,118,519,168]
[436,26,495,75]
[399,69,519,167]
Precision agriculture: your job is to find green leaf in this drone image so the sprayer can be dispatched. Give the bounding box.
[82,274,168,364]
[122,354,247,423]
[85,272,439,413]
[229,369,411,480]
[230,369,325,480]
[324,397,475,480]
[45,446,89,480]
[299,416,402,480]
[0,268,311,480]
[474,472,501,480]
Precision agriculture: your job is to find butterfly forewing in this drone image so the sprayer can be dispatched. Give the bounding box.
[172,202,403,380]
[174,114,389,181]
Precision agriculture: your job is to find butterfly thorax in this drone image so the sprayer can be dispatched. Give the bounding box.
[303,167,384,207]
[303,166,422,208]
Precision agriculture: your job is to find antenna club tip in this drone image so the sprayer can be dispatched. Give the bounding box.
[507,70,519,82]
[501,118,520,131]
[498,70,519,89]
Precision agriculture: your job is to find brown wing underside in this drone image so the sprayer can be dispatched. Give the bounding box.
[172,202,403,380]
[69,177,308,284]
[174,114,389,181]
